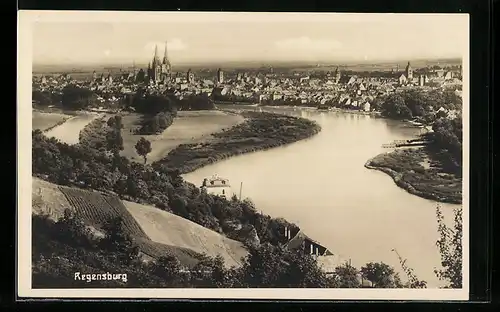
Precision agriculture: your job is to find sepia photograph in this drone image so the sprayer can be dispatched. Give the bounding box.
[18,11,469,300]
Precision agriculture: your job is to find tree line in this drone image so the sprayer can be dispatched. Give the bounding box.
[378,89,462,121]
[55,85,216,112]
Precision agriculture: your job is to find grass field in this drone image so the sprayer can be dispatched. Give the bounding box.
[32,111,71,131]
[44,113,103,145]
[120,111,245,164]
[123,200,249,269]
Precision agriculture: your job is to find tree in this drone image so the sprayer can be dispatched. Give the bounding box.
[360,262,402,288]
[132,93,178,115]
[332,262,361,288]
[170,195,189,218]
[32,90,54,106]
[371,96,386,111]
[135,137,152,164]
[157,113,168,129]
[403,90,428,117]
[136,69,146,83]
[190,254,230,287]
[61,85,97,110]
[53,208,94,248]
[107,115,123,130]
[391,249,427,288]
[155,255,183,286]
[106,129,124,152]
[240,243,287,287]
[126,175,151,198]
[283,248,331,288]
[434,204,462,288]
[100,216,139,265]
[380,93,413,120]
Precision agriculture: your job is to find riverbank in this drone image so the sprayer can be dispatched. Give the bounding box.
[365,148,462,204]
[329,107,382,117]
[153,111,321,174]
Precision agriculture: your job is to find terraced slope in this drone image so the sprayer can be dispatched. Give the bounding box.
[123,200,249,268]
[32,177,202,267]
[59,187,148,239]
[32,177,249,269]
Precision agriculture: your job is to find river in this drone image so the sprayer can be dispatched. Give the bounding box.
[182,105,460,288]
[44,113,103,145]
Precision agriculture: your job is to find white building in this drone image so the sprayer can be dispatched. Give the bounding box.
[201,175,233,199]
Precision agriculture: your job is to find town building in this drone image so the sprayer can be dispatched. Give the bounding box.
[201,174,232,199]
[216,68,224,84]
[147,42,172,84]
[405,61,413,80]
[187,69,195,83]
[334,66,342,84]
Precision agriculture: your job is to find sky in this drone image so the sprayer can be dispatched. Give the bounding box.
[29,12,469,66]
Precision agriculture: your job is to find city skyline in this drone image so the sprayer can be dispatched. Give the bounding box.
[30,12,469,66]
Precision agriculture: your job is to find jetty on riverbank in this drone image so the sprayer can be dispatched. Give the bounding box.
[382,139,430,148]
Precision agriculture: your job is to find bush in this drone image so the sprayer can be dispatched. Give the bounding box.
[135,112,175,135]
[61,85,98,110]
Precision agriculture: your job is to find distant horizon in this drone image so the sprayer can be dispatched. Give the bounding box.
[31,50,464,69]
[29,12,468,67]
[32,57,463,73]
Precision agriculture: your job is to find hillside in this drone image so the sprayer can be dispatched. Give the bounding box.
[123,200,249,268]
[32,177,248,268]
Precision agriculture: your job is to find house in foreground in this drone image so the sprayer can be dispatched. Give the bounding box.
[283,227,333,257]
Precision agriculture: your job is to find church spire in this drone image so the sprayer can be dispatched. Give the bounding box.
[163,41,169,64]
[153,44,159,63]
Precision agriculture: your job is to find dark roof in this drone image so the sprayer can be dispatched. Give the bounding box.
[338,75,351,84]
[285,230,331,254]
[285,231,308,250]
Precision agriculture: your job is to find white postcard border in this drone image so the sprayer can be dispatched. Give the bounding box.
[17,10,470,300]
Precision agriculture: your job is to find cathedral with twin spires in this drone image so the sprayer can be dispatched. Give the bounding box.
[147,42,172,83]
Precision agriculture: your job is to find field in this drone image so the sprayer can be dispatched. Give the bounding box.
[44,113,103,145]
[124,200,249,268]
[32,177,248,268]
[58,187,149,239]
[120,111,245,164]
[32,111,71,131]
